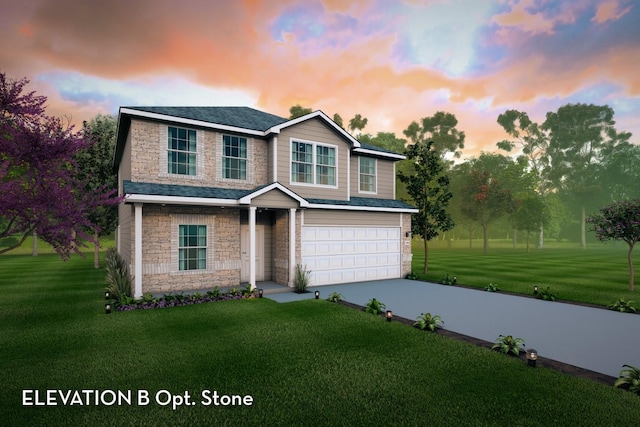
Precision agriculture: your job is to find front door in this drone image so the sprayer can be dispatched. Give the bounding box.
[240,224,265,282]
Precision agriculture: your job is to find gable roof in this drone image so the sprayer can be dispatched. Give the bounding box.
[124,106,287,131]
[114,106,406,170]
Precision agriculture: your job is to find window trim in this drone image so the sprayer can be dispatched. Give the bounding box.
[358,156,377,194]
[222,134,248,181]
[171,214,214,275]
[159,125,204,180]
[178,224,207,271]
[289,138,338,188]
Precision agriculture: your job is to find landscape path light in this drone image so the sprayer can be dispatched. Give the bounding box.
[105,303,112,314]
[314,290,320,299]
[385,310,393,322]
[104,291,110,300]
[526,348,538,367]
[258,289,263,298]
[533,286,538,295]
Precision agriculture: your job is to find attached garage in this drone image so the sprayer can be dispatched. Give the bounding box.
[301,225,402,285]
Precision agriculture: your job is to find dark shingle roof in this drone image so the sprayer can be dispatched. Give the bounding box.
[123,181,251,200]
[358,141,404,156]
[307,196,416,210]
[123,181,416,211]
[124,106,288,132]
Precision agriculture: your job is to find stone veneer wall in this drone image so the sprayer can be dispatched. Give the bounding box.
[401,212,413,277]
[129,119,268,189]
[273,210,289,285]
[132,205,241,294]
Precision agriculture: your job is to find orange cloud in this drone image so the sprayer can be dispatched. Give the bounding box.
[592,0,632,24]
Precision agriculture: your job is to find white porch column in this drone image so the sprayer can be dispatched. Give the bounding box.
[289,208,296,287]
[249,206,257,289]
[134,203,143,299]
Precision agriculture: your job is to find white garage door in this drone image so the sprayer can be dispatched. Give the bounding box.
[301,226,401,286]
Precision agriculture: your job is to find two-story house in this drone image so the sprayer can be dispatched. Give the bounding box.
[113,106,417,298]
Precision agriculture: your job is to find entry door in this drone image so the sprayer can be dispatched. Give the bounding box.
[240,225,265,282]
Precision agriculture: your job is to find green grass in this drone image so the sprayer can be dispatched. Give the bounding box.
[413,239,638,307]
[1,254,640,425]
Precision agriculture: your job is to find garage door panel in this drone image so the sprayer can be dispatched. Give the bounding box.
[302,226,402,286]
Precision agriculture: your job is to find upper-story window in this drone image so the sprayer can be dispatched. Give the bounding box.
[223,135,247,180]
[359,157,376,193]
[291,140,336,186]
[168,126,197,175]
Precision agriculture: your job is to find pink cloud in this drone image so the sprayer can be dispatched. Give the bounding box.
[592,0,632,23]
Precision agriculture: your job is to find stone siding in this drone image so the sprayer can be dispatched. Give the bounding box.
[401,213,413,277]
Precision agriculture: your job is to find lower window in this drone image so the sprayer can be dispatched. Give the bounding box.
[179,225,207,270]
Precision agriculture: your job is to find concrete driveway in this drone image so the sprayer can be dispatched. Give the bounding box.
[267,279,640,378]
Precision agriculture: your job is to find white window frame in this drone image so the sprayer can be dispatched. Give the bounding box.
[222,134,248,180]
[160,125,204,180]
[171,214,215,275]
[358,156,377,194]
[290,138,338,188]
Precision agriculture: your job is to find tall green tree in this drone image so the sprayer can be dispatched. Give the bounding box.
[543,103,631,248]
[76,114,118,268]
[403,111,465,160]
[587,199,640,291]
[399,140,453,273]
[497,109,550,247]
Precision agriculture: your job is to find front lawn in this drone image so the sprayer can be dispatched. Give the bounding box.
[1,254,639,425]
[412,240,638,307]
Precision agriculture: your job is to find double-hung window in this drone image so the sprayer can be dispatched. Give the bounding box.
[223,135,247,180]
[291,140,336,186]
[359,157,376,193]
[178,225,207,271]
[168,126,197,175]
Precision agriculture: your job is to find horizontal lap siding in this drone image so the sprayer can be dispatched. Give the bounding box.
[277,118,349,200]
[350,155,396,199]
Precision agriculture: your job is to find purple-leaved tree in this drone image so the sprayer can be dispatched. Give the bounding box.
[0,72,119,259]
[586,199,640,291]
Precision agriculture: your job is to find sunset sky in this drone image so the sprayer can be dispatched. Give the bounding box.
[2,0,638,157]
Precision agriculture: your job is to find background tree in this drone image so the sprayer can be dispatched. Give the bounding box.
[399,140,453,273]
[459,167,515,254]
[332,113,344,128]
[348,113,368,137]
[403,111,465,160]
[76,114,119,268]
[288,104,312,119]
[543,103,631,248]
[0,72,118,258]
[512,194,550,252]
[587,199,640,291]
[496,109,550,247]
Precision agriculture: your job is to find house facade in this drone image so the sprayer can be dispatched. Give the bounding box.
[113,106,417,298]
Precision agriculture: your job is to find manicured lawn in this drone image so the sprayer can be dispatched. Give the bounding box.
[1,254,639,425]
[413,239,638,307]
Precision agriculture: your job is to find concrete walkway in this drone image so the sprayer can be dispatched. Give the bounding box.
[266,279,640,378]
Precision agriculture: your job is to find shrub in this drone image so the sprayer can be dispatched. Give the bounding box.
[241,283,257,298]
[608,298,636,313]
[485,283,499,292]
[614,365,640,395]
[414,313,444,332]
[207,287,222,298]
[294,264,312,293]
[406,271,419,280]
[364,298,386,315]
[441,274,457,285]
[492,335,525,356]
[327,292,344,303]
[104,248,133,303]
[537,287,557,301]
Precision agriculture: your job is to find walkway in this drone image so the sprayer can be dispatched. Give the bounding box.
[266,279,640,378]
